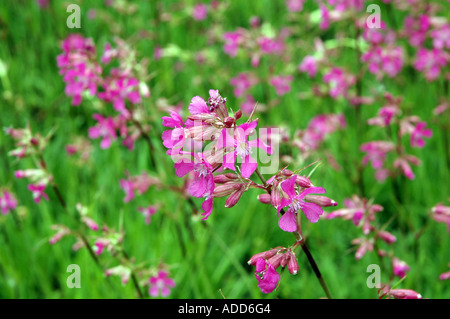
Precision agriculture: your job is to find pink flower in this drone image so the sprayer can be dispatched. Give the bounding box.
[323,67,356,99]
[393,155,420,180]
[138,205,158,224]
[148,271,176,298]
[432,202,450,232]
[319,4,330,30]
[0,190,18,214]
[28,184,49,204]
[410,121,432,148]
[367,105,400,127]
[325,195,383,235]
[57,34,102,106]
[403,15,430,47]
[98,72,141,115]
[392,257,410,278]
[298,56,318,78]
[286,0,305,12]
[119,173,157,203]
[88,114,117,149]
[230,73,257,97]
[413,48,448,81]
[431,23,450,50]
[269,75,293,96]
[192,3,208,21]
[217,120,272,178]
[223,30,243,57]
[360,141,395,172]
[386,289,422,299]
[440,264,450,280]
[277,176,327,232]
[254,258,280,294]
[361,46,404,79]
[174,153,214,198]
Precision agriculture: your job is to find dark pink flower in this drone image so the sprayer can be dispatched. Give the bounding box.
[223,30,243,57]
[323,67,356,99]
[410,121,432,148]
[277,176,327,232]
[217,120,272,178]
[392,257,410,278]
[148,271,176,298]
[28,184,49,204]
[254,258,280,294]
[0,190,18,214]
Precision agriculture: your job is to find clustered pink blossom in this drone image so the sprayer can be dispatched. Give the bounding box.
[0,190,18,214]
[148,271,176,298]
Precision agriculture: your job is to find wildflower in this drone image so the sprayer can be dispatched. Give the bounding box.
[386,289,422,299]
[57,34,102,106]
[254,258,280,294]
[392,257,410,279]
[148,271,176,298]
[0,190,18,214]
[28,184,49,204]
[105,265,131,284]
[440,264,450,280]
[217,120,272,178]
[298,56,318,78]
[277,175,328,232]
[88,114,117,149]
[410,121,432,148]
[413,48,448,81]
[431,202,450,232]
[269,75,293,96]
[138,205,159,224]
[286,0,305,12]
[223,30,243,57]
[323,67,356,99]
[192,3,208,21]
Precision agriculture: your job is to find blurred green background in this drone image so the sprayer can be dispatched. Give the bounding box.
[0,0,449,298]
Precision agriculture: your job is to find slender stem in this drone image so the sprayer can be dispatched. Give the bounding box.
[300,240,333,299]
[254,168,333,299]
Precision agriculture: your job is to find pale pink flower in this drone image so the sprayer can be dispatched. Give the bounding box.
[440,264,450,280]
[192,3,208,21]
[386,289,422,299]
[286,0,305,12]
[269,75,293,96]
[431,23,450,50]
[298,56,318,78]
[138,205,158,224]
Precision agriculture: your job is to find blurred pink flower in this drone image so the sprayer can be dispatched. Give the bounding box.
[0,190,18,214]
[269,75,293,96]
[148,271,176,298]
[392,257,410,278]
[28,184,49,204]
[192,3,208,21]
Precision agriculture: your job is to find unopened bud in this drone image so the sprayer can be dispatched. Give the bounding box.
[305,195,337,207]
[287,251,299,275]
[296,176,313,188]
[224,185,246,208]
[257,193,271,204]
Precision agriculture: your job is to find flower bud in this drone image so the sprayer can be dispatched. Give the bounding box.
[296,175,313,188]
[305,195,337,207]
[387,289,422,299]
[257,193,271,204]
[287,251,299,275]
[378,230,396,244]
[224,185,246,208]
[248,248,280,265]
